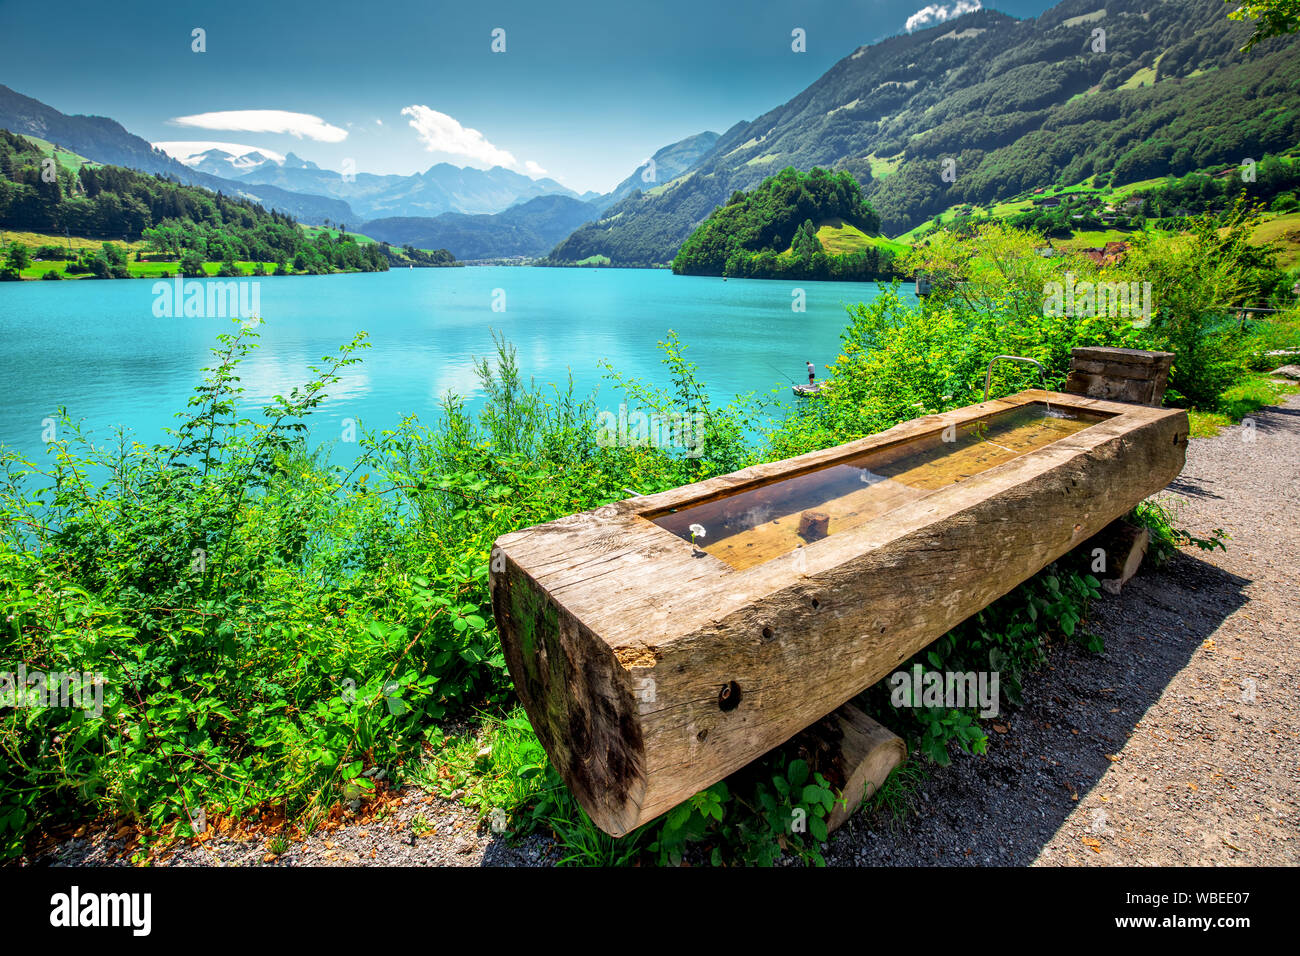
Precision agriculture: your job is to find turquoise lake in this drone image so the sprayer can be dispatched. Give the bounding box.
[0,268,909,463]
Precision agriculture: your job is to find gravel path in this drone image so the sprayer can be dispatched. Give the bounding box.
[39,787,561,867]
[35,395,1299,867]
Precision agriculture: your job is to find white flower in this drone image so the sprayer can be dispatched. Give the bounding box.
[689,523,707,539]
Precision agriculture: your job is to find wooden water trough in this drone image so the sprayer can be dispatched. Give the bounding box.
[490,367,1188,837]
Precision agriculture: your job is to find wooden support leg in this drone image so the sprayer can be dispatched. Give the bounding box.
[1081,518,1149,595]
[789,698,907,832]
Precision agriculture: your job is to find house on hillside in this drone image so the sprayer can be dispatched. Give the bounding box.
[1077,241,1129,267]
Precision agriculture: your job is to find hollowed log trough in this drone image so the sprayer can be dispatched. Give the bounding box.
[489,389,1188,836]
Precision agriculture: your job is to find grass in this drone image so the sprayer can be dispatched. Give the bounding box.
[405,705,647,865]
[1186,372,1300,437]
[2,230,146,254]
[1120,65,1158,91]
[645,172,694,197]
[723,137,764,158]
[1187,410,1232,437]
[864,762,928,832]
[807,218,910,256]
[3,231,284,280]
[1111,177,1170,199]
[866,154,901,179]
[987,198,1034,217]
[18,258,277,280]
[1058,227,1138,247]
[574,254,611,266]
[1040,181,1102,198]
[894,221,935,244]
[17,135,98,173]
[1062,9,1107,27]
[1249,212,1300,269]
[411,708,551,829]
[301,225,378,245]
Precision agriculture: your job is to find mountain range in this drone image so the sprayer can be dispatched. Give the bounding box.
[0,81,718,258]
[184,146,601,218]
[361,194,604,261]
[550,0,1300,264]
[0,82,608,225]
[356,131,722,257]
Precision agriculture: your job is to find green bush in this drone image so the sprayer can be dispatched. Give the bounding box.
[0,325,724,859]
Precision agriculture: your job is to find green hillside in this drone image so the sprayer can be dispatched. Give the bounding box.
[897,148,1300,259]
[549,0,1300,264]
[1252,211,1300,268]
[671,167,900,280]
[809,218,909,258]
[0,129,393,279]
[16,134,98,174]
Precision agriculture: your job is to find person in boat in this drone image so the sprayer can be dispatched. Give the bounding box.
[806,360,815,385]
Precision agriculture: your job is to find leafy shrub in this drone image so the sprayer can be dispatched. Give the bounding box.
[0,324,731,859]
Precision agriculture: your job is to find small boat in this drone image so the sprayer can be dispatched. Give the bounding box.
[792,381,830,397]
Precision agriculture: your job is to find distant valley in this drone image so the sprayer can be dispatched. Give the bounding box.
[0,81,721,260]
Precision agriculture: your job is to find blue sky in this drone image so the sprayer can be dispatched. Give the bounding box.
[0,0,1053,193]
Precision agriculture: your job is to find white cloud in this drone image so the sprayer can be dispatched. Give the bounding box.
[905,0,981,33]
[401,105,517,168]
[400,104,547,177]
[169,109,348,142]
[153,141,286,166]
